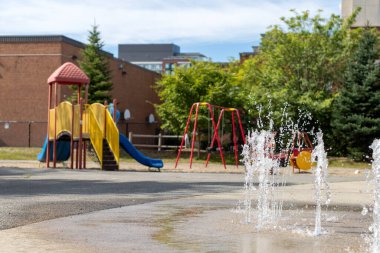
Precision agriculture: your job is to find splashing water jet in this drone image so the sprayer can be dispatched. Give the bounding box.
[370,139,380,252]
[241,130,284,228]
[311,131,330,236]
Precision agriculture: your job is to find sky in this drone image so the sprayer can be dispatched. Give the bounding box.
[0,0,341,62]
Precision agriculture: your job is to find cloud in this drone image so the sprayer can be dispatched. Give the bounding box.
[0,0,339,46]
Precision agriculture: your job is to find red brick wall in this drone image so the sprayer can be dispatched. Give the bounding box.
[110,59,161,137]
[0,42,63,146]
[0,41,161,147]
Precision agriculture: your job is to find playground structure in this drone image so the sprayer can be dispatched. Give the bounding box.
[38,62,163,170]
[289,131,314,173]
[175,102,245,169]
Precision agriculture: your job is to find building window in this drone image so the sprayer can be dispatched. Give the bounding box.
[165,63,174,71]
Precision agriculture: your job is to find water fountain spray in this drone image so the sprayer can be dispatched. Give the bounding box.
[241,130,284,228]
[311,131,330,236]
[370,139,380,253]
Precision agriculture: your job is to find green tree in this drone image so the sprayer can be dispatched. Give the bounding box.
[237,9,360,134]
[79,25,113,103]
[331,28,380,160]
[155,61,246,134]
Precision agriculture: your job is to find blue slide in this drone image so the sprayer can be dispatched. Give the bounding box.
[37,137,71,162]
[119,134,163,169]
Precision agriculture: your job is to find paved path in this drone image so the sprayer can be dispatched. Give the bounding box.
[0,163,372,252]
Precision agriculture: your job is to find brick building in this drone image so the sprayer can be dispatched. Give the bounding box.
[0,35,161,147]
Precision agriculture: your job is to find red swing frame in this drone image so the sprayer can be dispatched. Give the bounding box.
[206,107,246,168]
[175,102,246,169]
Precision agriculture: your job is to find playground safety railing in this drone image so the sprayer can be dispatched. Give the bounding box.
[82,108,89,138]
[105,108,119,164]
[88,103,105,132]
[88,106,104,166]
[87,103,119,166]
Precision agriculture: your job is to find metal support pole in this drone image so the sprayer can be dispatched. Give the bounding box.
[206,109,226,169]
[70,99,74,169]
[231,111,238,168]
[46,84,52,168]
[78,85,83,169]
[175,103,196,168]
[53,83,58,168]
[235,110,246,144]
[189,103,200,169]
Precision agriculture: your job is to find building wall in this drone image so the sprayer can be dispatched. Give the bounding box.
[0,39,161,147]
[161,58,191,74]
[62,42,162,142]
[342,0,380,27]
[109,58,161,139]
[118,44,180,62]
[0,42,64,146]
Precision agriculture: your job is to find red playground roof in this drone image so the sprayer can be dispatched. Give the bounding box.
[47,62,90,85]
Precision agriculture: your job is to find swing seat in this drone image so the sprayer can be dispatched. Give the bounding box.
[290,149,312,172]
[296,151,312,170]
[289,132,314,173]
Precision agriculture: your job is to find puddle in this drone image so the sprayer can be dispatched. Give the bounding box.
[151,206,370,253]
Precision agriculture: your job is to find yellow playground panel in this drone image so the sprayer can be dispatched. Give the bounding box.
[48,101,119,168]
[48,101,82,139]
[87,103,119,167]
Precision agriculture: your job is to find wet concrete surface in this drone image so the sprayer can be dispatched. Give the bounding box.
[0,194,371,253]
[0,166,372,252]
[0,167,246,230]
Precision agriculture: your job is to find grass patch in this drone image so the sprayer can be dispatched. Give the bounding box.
[328,157,371,169]
[0,147,372,170]
[0,147,40,160]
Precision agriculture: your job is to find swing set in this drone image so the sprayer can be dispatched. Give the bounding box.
[175,102,246,169]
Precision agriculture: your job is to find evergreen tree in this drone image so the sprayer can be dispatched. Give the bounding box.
[79,25,113,104]
[332,28,380,160]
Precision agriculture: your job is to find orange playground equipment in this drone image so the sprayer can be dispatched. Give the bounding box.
[289,131,314,173]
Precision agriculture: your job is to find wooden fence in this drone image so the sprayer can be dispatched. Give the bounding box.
[128,132,184,151]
